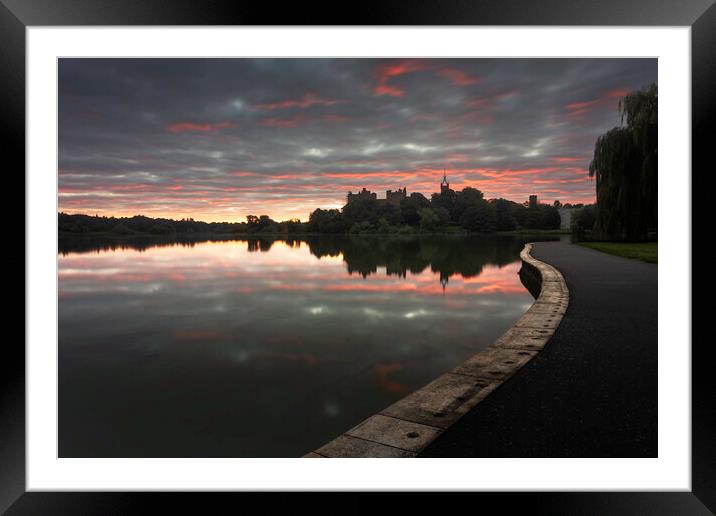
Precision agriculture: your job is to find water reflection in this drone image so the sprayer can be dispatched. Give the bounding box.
[61,234,537,289]
[59,234,557,457]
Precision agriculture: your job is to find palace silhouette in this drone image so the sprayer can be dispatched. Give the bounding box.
[347,171,451,207]
[347,172,574,230]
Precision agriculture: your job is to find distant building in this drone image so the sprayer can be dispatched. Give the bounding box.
[347,187,407,205]
[386,187,407,206]
[347,187,377,203]
[529,194,538,209]
[440,172,450,194]
[347,171,448,206]
[558,207,575,230]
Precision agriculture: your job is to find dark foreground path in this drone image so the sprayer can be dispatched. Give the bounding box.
[421,241,657,457]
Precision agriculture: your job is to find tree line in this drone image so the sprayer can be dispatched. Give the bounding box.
[308,187,565,234]
[58,212,303,236]
[59,190,569,238]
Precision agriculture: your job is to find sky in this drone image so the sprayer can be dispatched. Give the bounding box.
[59,58,657,222]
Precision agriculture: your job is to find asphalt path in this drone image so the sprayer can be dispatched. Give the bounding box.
[420,241,658,457]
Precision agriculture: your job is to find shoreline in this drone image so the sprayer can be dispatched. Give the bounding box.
[58,229,567,241]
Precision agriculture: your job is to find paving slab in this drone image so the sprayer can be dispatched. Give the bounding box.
[452,347,537,381]
[493,326,554,351]
[535,293,569,304]
[345,414,442,453]
[514,310,564,330]
[525,302,567,315]
[380,373,496,429]
[541,281,568,296]
[315,435,416,458]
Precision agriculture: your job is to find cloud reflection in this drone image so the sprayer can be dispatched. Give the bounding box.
[59,235,540,457]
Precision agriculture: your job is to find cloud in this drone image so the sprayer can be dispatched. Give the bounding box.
[255,92,344,110]
[374,60,427,96]
[565,87,633,120]
[438,67,479,86]
[58,58,656,221]
[167,121,235,133]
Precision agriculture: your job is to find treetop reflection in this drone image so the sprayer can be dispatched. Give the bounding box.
[59,234,552,290]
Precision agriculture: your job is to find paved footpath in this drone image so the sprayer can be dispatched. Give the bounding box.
[420,241,657,457]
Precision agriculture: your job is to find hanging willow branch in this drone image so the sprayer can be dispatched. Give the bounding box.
[588,83,657,240]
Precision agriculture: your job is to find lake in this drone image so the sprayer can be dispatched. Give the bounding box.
[58,234,558,457]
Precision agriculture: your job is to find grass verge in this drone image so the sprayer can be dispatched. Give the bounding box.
[578,241,657,263]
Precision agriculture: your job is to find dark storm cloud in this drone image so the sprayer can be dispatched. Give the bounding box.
[58,58,657,221]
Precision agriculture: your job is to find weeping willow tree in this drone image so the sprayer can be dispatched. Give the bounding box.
[589,83,657,240]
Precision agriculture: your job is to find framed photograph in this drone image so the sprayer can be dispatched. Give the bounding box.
[5,0,710,513]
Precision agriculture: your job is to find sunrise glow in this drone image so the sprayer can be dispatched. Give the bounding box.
[59,58,657,221]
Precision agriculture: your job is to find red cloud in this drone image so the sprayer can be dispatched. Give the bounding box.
[464,91,514,109]
[166,121,234,133]
[565,99,600,115]
[374,62,478,96]
[374,60,426,97]
[375,84,404,97]
[565,87,630,119]
[549,156,588,164]
[256,92,344,110]
[438,68,479,86]
[59,162,597,223]
[606,88,631,98]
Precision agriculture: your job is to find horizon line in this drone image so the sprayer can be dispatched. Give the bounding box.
[58,195,591,226]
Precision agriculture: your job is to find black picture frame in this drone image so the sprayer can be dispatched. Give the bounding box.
[4,0,710,513]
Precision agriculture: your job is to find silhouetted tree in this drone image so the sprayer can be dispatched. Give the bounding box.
[460,203,496,232]
[539,205,561,229]
[400,193,430,226]
[308,209,345,233]
[430,189,457,222]
[342,196,380,227]
[493,199,518,231]
[589,83,657,240]
[572,204,596,231]
[454,187,485,222]
[419,207,440,232]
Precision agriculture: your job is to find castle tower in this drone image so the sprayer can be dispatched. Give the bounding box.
[386,186,407,206]
[440,171,450,194]
[347,187,377,203]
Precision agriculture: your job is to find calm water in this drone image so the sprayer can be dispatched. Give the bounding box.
[58,234,556,457]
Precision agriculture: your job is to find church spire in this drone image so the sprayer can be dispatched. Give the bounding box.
[440,169,450,194]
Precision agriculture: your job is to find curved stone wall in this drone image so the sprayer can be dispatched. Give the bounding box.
[304,243,569,458]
